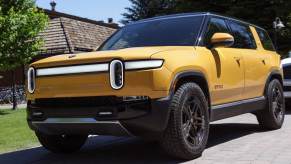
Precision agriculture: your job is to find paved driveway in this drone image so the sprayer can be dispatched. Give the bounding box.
[0,111,291,164]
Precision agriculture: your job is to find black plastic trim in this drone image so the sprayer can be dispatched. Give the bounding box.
[30,119,132,136]
[210,96,266,122]
[120,96,171,138]
[27,97,172,138]
[169,71,210,103]
[168,71,212,119]
[264,70,283,94]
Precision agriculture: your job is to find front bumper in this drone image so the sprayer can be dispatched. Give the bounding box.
[283,79,291,98]
[27,96,171,138]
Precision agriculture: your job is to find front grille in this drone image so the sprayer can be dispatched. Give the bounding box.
[34,96,123,108]
[28,96,151,121]
[283,65,291,79]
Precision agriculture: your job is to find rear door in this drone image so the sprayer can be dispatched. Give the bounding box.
[253,27,277,95]
[227,20,269,99]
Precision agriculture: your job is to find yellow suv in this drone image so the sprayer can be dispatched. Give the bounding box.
[26,13,285,159]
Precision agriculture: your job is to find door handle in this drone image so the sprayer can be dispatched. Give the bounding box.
[260,58,267,65]
[262,59,266,65]
[234,57,241,62]
[234,56,241,66]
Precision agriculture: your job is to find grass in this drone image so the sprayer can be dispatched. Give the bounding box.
[0,109,39,154]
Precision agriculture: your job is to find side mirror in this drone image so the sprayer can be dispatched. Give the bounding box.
[210,33,234,48]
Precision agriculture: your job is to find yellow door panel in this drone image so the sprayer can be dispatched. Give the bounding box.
[241,26,271,99]
[241,49,270,99]
[195,47,244,105]
[211,48,244,104]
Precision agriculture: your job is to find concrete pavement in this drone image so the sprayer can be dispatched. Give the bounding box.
[0,112,290,164]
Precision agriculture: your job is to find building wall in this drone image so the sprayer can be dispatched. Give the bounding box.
[0,67,25,88]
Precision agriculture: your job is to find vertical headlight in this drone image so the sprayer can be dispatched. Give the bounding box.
[110,60,124,90]
[27,67,36,93]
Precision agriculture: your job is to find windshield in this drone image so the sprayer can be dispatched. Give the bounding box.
[99,16,204,51]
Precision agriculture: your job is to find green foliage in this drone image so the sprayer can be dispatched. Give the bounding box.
[123,0,291,55]
[121,0,176,24]
[284,13,291,37]
[0,0,48,71]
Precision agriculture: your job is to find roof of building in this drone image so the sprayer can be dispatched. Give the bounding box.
[38,9,118,57]
[43,9,119,29]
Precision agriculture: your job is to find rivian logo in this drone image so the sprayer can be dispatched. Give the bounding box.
[215,84,224,90]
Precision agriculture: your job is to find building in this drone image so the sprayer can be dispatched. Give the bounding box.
[0,4,118,89]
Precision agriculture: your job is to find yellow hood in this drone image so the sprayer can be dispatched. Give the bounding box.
[31,47,180,68]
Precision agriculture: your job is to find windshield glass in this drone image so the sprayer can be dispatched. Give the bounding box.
[99,16,204,51]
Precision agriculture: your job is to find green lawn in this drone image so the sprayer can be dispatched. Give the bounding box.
[0,109,39,154]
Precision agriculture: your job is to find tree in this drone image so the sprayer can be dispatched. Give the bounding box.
[121,0,175,24]
[0,0,48,109]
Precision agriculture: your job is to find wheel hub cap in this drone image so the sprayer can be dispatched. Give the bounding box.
[182,96,205,147]
[271,87,283,122]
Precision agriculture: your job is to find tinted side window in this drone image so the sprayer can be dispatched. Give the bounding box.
[256,28,275,51]
[228,21,257,49]
[204,17,229,46]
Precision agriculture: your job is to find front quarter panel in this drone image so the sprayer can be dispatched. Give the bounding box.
[151,47,214,95]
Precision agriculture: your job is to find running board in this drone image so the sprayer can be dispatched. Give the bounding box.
[210,96,266,122]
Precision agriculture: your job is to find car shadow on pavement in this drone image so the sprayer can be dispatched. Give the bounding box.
[207,123,262,148]
[0,122,264,164]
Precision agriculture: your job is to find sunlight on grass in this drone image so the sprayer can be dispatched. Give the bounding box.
[0,109,39,154]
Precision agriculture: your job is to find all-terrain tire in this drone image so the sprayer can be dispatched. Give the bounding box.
[256,79,285,130]
[160,82,210,160]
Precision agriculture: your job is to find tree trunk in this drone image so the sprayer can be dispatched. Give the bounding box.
[12,70,17,110]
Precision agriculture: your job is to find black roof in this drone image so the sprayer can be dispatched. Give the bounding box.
[129,12,265,30]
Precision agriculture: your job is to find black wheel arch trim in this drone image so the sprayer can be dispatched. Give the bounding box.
[170,71,209,93]
[264,70,283,95]
[169,70,211,109]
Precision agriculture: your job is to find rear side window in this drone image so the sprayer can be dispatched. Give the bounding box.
[256,28,275,51]
[204,17,230,46]
[228,21,257,49]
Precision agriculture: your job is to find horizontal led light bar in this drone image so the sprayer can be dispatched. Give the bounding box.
[125,60,163,70]
[35,60,163,77]
[36,63,109,76]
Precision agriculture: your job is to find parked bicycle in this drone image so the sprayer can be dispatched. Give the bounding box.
[0,86,26,105]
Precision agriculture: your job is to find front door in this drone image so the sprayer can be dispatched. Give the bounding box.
[203,17,244,105]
